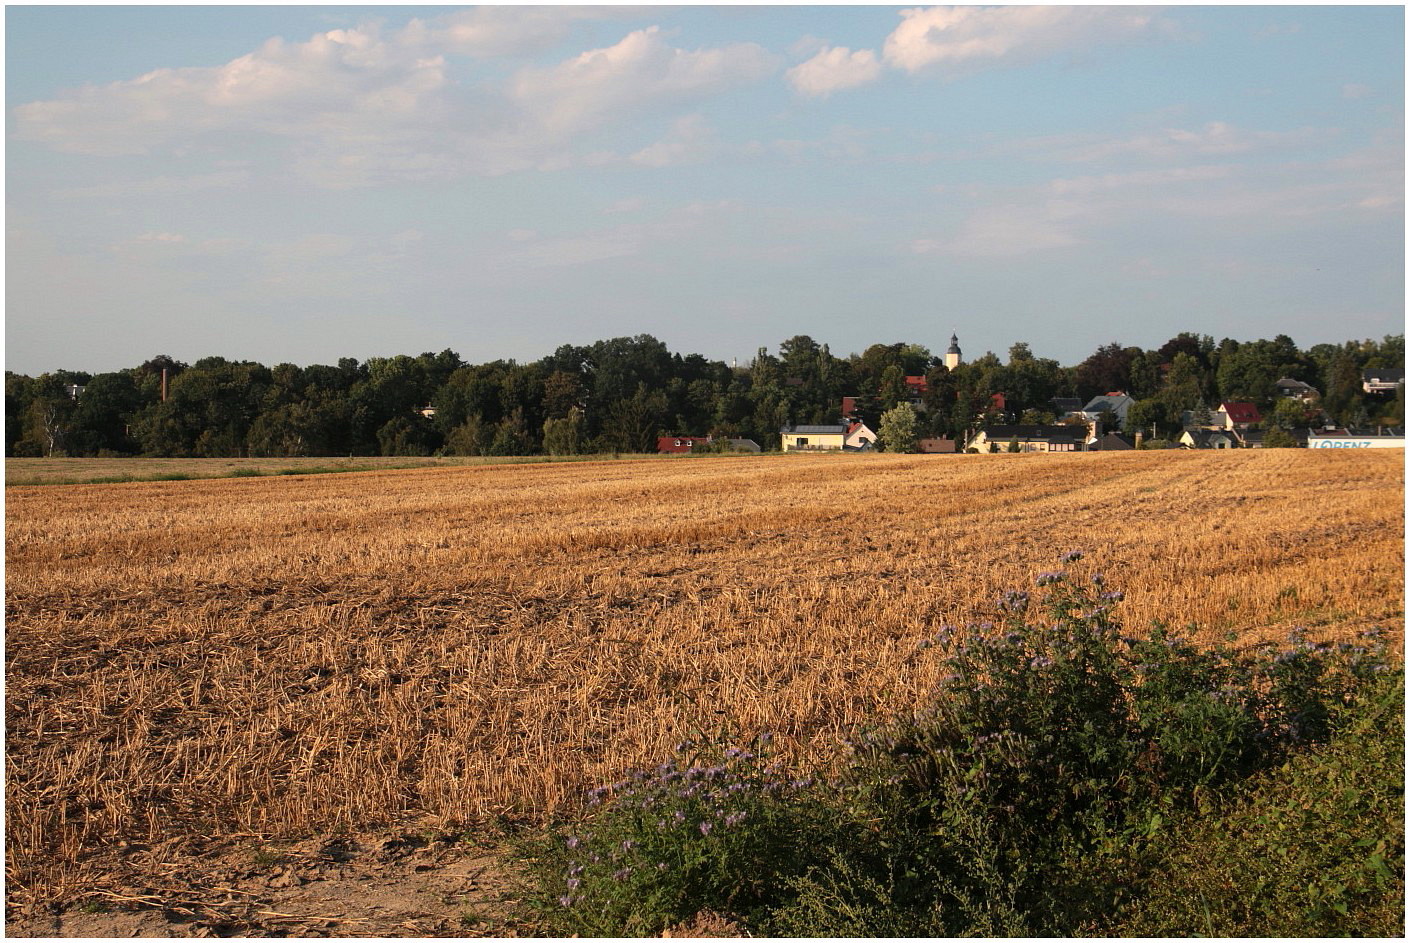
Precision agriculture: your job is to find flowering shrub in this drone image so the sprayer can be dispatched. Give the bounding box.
[522,738,835,936]
[519,556,1400,937]
[779,554,1399,936]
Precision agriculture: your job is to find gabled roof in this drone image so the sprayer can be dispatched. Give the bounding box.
[1275,377,1317,392]
[1181,429,1237,447]
[1082,393,1134,413]
[1220,401,1261,424]
[1095,432,1135,450]
[904,376,928,392]
[1050,397,1083,414]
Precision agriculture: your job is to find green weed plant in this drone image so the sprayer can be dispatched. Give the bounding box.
[519,555,1403,936]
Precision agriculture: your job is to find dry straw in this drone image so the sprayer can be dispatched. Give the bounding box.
[6,450,1403,907]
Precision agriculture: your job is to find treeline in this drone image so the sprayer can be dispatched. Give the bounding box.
[5,332,1404,458]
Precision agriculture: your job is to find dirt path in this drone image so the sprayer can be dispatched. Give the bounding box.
[6,830,525,938]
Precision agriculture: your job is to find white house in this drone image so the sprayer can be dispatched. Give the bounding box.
[844,421,876,450]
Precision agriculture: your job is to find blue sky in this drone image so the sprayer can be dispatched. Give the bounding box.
[6,5,1404,375]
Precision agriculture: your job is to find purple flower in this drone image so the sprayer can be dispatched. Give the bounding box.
[566,878,581,891]
[612,867,632,881]
[1060,550,1085,563]
[698,822,713,836]
[621,840,637,852]
[673,810,686,823]
[566,836,581,850]
[656,862,668,872]
[1036,571,1065,586]
[559,895,575,907]
[758,732,774,746]
[998,590,1030,613]
[1030,656,1054,669]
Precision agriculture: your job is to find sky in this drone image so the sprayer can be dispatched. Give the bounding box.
[6,4,1405,376]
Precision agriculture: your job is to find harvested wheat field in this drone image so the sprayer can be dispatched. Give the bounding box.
[6,449,1404,934]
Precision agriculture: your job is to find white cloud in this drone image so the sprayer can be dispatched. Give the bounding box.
[882,6,1167,75]
[1047,165,1233,196]
[13,23,450,158]
[1342,83,1371,100]
[401,7,605,58]
[1017,122,1336,164]
[938,204,1082,257]
[14,16,776,186]
[787,46,882,97]
[630,114,715,167]
[54,170,251,200]
[511,26,776,135]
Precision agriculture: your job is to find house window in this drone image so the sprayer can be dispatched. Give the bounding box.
[797,437,809,447]
[674,439,681,447]
[686,440,693,447]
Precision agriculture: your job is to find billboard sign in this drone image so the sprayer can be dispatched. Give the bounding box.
[1308,436,1405,449]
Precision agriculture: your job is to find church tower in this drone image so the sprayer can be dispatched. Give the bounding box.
[945,333,962,371]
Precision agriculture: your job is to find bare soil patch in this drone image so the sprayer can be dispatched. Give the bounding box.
[6,829,521,938]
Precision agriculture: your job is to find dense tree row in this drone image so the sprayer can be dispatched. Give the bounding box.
[6,332,1403,458]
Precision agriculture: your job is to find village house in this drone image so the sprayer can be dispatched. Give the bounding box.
[657,435,706,454]
[1178,428,1239,450]
[1362,368,1404,394]
[781,422,876,451]
[845,421,877,450]
[917,437,958,453]
[903,375,928,409]
[656,436,763,454]
[1079,393,1135,430]
[1092,432,1135,450]
[968,424,1083,453]
[1274,378,1319,401]
[1217,402,1262,430]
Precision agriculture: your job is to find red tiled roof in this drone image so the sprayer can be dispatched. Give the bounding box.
[1221,402,1262,424]
[656,436,706,453]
